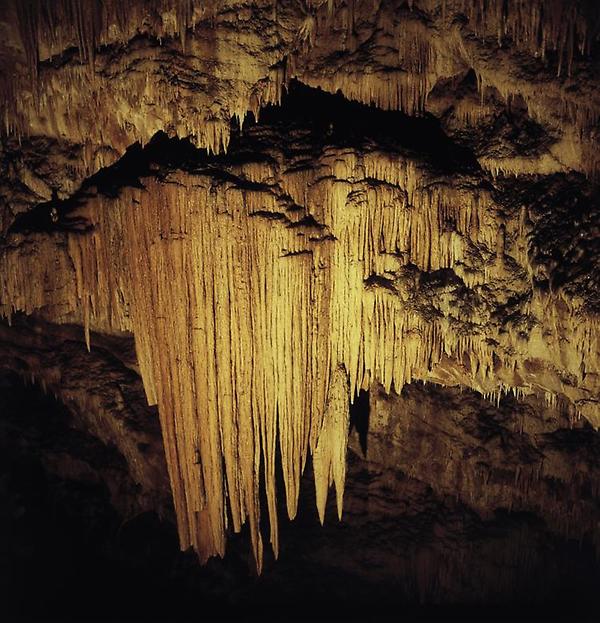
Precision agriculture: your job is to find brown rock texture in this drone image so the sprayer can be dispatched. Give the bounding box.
[0,0,599,591]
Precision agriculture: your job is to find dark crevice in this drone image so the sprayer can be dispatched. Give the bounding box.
[364,273,397,293]
[255,81,481,172]
[349,389,370,457]
[497,174,600,312]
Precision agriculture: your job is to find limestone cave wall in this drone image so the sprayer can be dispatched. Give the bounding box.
[0,1,599,619]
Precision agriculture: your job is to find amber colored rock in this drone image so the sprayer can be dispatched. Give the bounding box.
[0,0,598,577]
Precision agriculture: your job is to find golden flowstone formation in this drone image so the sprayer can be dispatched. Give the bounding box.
[2,152,598,569]
[1,0,599,570]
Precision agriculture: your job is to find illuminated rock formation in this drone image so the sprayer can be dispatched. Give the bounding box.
[0,0,598,579]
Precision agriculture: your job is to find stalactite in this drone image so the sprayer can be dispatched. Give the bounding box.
[292,1,600,177]
[15,0,40,87]
[13,0,206,69]
[313,366,350,524]
[1,142,599,569]
[458,0,598,76]
[3,0,599,193]
[3,0,251,160]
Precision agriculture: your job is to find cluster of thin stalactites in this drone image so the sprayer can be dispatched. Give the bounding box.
[4,1,598,156]
[1,0,598,573]
[1,152,598,569]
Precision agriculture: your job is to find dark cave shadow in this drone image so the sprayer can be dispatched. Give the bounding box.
[349,389,370,457]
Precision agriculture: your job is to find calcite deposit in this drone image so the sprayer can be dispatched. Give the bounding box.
[0,0,598,586]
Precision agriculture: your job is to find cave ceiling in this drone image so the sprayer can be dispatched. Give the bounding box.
[0,0,599,576]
